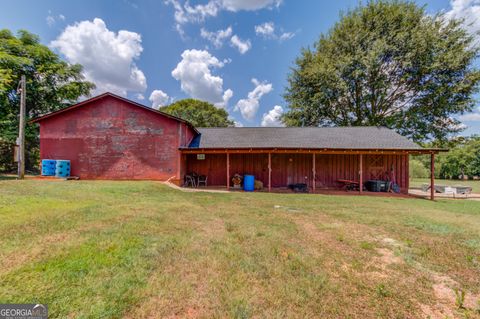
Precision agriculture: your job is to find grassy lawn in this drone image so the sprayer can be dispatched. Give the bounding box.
[411,178,480,193]
[0,180,479,318]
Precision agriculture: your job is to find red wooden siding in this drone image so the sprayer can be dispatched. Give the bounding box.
[271,154,313,187]
[314,154,408,191]
[229,154,270,186]
[185,152,409,192]
[185,154,227,186]
[39,95,196,180]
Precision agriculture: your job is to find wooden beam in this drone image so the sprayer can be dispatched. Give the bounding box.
[312,153,316,192]
[226,152,230,191]
[180,149,435,155]
[359,154,363,194]
[268,153,272,192]
[430,153,435,200]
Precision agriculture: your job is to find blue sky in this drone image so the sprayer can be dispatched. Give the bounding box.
[1,0,479,134]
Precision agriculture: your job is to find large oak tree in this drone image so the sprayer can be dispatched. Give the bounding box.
[283,1,480,142]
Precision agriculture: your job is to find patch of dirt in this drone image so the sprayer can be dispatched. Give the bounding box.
[419,303,455,319]
[419,271,480,318]
[364,246,404,280]
[375,248,403,267]
[382,237,402,247]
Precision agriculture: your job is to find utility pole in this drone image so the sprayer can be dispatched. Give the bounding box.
[17,75,26,179]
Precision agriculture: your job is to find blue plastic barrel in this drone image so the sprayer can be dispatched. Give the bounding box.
[243,175,255,192]
[41,159,57,176]
[55,160,71,178]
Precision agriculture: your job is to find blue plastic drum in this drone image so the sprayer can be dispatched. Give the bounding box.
[243,175,255,192]
[55,160,71,178]
[41,159,57,176]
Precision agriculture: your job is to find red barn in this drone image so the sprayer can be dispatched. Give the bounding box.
[32,93,197,181]
[32,92,444,198]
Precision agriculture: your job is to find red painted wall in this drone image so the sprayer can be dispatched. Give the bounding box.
[314,154,409,191]
[38,95,196,180]
[186,153,409,192]
[185,154,227,186]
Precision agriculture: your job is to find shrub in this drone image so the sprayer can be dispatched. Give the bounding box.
[409,159,429,178]
[0,137,39,174]
[0,138,16,173]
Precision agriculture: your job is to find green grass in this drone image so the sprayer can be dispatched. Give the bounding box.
[0,179,479,318]
[411,177,480,193]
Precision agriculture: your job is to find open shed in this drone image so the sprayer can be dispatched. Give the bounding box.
[181,127,445,199]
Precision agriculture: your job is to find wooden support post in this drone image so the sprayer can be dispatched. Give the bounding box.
[17,75,26,179]
[359,154,363,194]
[430,153,435,201]
[312,153,316,192]
[226,152,230,191]
[267,153,271,192]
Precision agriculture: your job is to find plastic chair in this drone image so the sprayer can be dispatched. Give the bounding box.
[185,175,196,187]
[197,175,208,187]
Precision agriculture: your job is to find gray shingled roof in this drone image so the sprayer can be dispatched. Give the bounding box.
[187,127,423,150]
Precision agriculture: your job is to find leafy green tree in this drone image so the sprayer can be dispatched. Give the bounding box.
[160,99,234,127]
[439,136,480,179]
[409,158,429,178]
[0,29,94,172]
[283,0,480,142]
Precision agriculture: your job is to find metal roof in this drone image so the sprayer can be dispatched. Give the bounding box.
[186,127,427,150]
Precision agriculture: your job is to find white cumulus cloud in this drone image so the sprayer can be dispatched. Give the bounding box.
[230,35,251,54]
[254,21,295,41]
[200,26,232,48]
[171,49,233,107]
[261,105,284,127]
[51,18,147,97]
[149,90,171,109]
[235,78,273,120]
[444,0,480,36]
[255,22,275,37]
[166,0,282,35]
